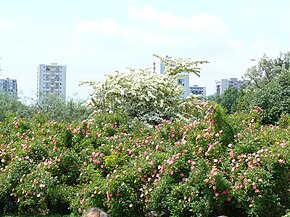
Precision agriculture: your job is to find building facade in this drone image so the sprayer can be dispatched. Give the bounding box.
[190,85,206,97]
[215,78,243,95]
[37,63,66,103]
[153,55,190,98]
[0,78,18,97]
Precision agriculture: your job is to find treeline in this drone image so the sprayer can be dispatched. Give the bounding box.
[0,93,91,122]
[208,52,290,125]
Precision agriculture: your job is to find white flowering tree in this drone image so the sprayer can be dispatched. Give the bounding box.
[81,55,208,124]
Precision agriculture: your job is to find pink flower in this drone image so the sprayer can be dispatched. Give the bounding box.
[222,191,227,195]
[215,192,219,197]
[167,159,174,165]
[213,185,217,190]
[204,178,209,183]
[93,160,100,165]
[226,197,231,201]
[278,159,285,165]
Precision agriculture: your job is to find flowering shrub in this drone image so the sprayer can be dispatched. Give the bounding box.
[0,101,289,216]
[81,56,208,125]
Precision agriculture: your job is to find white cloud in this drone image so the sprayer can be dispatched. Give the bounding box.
[74,6,229,49]
[128,6,228,36]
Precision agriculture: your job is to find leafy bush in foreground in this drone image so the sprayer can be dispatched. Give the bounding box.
[0,102,289,217]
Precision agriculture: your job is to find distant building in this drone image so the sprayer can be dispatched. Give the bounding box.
[37,63,66,103]
[190,85,206,97]
[215,78,243,95]
[0,78,18,97]
[153,55,190,98]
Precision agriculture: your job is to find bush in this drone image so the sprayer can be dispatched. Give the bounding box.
[0,102,289,216]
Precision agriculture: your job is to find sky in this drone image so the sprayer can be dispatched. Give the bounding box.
[0,0,290,102]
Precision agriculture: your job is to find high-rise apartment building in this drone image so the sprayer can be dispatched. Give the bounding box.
[153,55,190,98]
[37,63,66,103]
[215,78,243,95]
[0,78,18,97]
[190,85,206,97]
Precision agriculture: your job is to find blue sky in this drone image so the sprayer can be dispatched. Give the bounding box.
[0,0,290,101]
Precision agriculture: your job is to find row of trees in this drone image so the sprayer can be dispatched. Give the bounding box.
[209,52,290,124]
[0,93,91,122]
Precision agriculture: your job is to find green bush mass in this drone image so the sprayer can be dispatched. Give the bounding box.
[0,55,289,216]
[0,101,289,217]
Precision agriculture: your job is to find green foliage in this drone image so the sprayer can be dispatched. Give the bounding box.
[0,93,91,123]
[36,94,91,122]
[241,52,290,124]
[0,93,32,121]
[219,87,239,114]
[0,101,289,216]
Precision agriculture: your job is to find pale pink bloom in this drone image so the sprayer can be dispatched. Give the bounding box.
[182,178,188,182]
[167,159,174,165]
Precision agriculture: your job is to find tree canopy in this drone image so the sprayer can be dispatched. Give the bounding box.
[240,52,290,124]
[82,55,208,124]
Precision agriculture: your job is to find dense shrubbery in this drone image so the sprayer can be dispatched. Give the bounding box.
[209,52,290,125]
[0,101,289,217]
[0,55,289,216]
[0,93,91,122]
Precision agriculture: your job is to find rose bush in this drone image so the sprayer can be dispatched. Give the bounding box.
[0,101,289,216]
